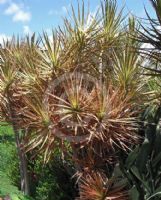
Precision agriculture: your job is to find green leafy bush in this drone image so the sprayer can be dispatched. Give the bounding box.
[121,107,161,200]
[0,142,20,186]
[0,124,76,200]
[0,172,32,200]
[0,124,20,187]
[32,156,76,200]
[0,124,28,199]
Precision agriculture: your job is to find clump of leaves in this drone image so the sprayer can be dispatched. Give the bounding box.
[77,171,128,200]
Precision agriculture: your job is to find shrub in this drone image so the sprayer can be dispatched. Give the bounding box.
[33,156,76,200]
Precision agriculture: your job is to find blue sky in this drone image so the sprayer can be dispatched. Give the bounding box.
[0,0,155,42]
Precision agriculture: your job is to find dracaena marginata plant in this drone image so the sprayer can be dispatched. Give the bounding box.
[0,1,153,199]
[0,36,40,195]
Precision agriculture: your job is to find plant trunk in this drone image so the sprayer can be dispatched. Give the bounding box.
[6,91,30,195]
[14,129,30,195]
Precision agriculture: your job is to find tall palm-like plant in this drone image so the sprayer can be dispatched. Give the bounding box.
[98,0,125,79]
[18,2,145,199]
[0,1,150,199]
[0,37,30,195]
[112,17,147,100]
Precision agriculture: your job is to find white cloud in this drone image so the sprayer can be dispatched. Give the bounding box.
[48,5,69,16]
[13,10,31,22]
[0,0,7,4]
[4,3,19,15]
[4,2,31,22]
[23,25,32,35]
[0,34,11,45]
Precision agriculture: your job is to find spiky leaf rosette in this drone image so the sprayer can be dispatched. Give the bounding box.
[0,38,21,123]
[46,72,140,154]
[77,172,129,200]
[44,72,95,144]
[90,83,140,152]
[18,94,60,162]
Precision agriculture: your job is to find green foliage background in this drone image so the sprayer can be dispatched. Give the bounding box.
[0,124,76,200]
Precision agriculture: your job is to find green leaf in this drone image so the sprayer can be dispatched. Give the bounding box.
[130,166,142,181]
[130,186,139,200]
[130,166,151,193]
[125,146,139,169]
[153,151,161,167]
[136,138,151,173]
[146,192,161,200]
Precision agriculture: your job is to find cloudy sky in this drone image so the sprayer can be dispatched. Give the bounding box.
[0,0,155,42]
